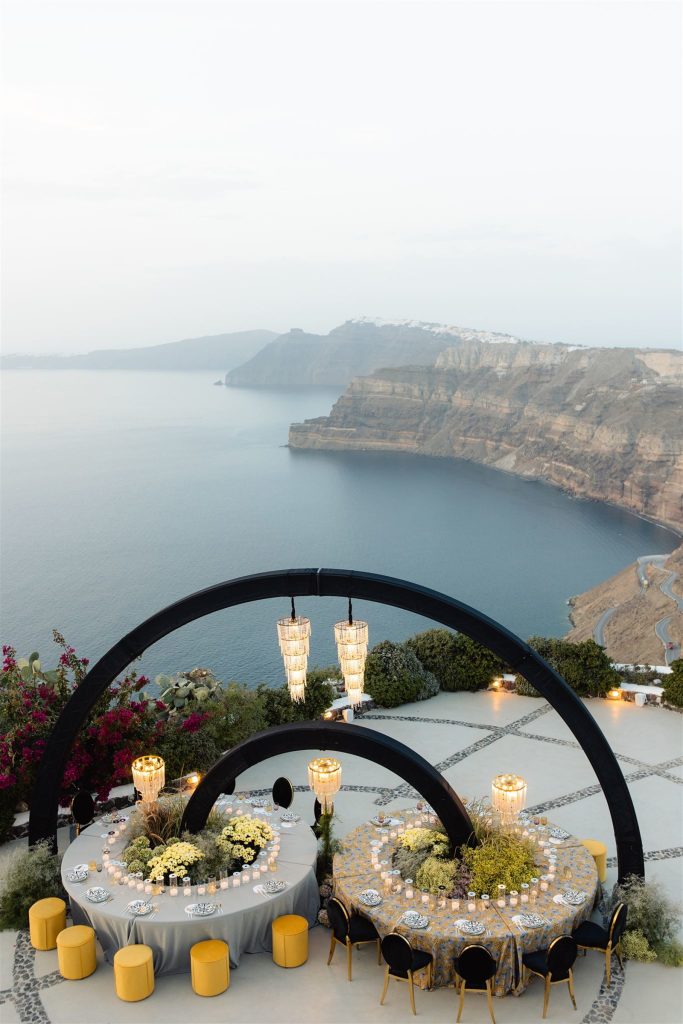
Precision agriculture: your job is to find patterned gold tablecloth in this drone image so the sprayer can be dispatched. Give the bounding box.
[333,811,598,997]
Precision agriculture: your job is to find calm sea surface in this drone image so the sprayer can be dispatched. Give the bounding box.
[1,371,678,684]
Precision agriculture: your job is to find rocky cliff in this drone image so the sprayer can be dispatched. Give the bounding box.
[289,339,683,531]
[224,318,506,388]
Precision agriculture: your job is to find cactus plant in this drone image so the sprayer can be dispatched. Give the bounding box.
[156,667,222,712]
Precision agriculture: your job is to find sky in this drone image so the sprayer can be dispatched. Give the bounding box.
[1,0,681,354]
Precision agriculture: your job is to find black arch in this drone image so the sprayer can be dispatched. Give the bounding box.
[180,720,475,851]
[28,567,644,880]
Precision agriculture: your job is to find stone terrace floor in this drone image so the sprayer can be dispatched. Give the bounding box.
[1,690,681,1024]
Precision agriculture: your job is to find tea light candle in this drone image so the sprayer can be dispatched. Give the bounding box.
[259,863,268,876]
[509,890,519,907]
[540,879,549,891]
[107,835,116,846]
[389,830,397,839]
[480,894,490,912]
[405,880,414,900]
[451,898,460,911]
[220,877,229,890]
[467,896,477,913]
[197,883,207,896]
[242,871,250,884]
[118,872,126,884]
[144,881,153,894]
[169,882,178,896]
[521,884,529,904]
[232,876,240,888]
[421,893,430,906]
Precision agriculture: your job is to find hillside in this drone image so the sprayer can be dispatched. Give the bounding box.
[1,330,277,372]
[224,318,478,388]
[289,337,683,531]
[566,545,683,664]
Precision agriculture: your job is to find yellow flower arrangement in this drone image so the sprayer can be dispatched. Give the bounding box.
[397,828,444,853]
[147,841,204,881]
[216,815,274,865]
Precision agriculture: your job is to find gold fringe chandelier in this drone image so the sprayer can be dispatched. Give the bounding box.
[334,598,369,709]
[307,756,342,814]
[277,598,311,703]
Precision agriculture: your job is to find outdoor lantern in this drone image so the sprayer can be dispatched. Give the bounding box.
[307,756,342,814]
[277,598,311,703]
[607,688,622,701]
[491,773,527,823]
[131,755,165,805]
[186,771,201,790]
[335,599,369,701]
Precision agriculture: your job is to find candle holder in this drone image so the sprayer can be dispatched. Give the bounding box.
[183,877,192,896]
[144,880,153,895]
[405,879,414,900]
[509,890,519,907]
[467,891,477,913]
[169,873,178,896]
[480,894,490,912]
[207,877,217,895]
[520,883,529,904]
[451,898,460,912]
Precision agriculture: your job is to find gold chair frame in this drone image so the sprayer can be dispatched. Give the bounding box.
[455,944,496,1024]
[523,935,577,1019]
[576,902,625,986]
[326,898,381,981]
[379,931,433,1016]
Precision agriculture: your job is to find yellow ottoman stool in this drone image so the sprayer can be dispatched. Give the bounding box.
[581,838,608,883]
[190,939,230,996]
[29,897,66,951]
[272,914,309,968]
[57,925,97,980]
[113,944,154,1002]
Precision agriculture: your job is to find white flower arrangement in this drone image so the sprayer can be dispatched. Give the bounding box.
[147,841,204,881]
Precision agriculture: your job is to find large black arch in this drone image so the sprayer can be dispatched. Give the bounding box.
[180,720,475,851]
[28,567,644,880]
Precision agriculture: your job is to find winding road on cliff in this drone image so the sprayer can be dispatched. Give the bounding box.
[593,554,681,663]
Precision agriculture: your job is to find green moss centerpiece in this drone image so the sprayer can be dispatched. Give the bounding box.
[392,802,536,896]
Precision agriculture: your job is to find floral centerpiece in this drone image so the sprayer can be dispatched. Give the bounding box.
[392,803,536,896]
[216,816,274,867]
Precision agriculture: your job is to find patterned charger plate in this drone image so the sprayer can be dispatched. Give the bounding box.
[518,912,546,928]
[185,902,217,916]
[457,919,485,936]
[264,880,287,894]
[85,887,110,903]
[562,889,587,906]
[67,869,88,883]
[127,900,153,916]
[359,889,382,907]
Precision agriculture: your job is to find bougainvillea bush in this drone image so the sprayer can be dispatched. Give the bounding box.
[0,634,163,823]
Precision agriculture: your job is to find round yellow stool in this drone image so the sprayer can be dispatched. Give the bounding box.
[57,925,97,980]
[272,914,309,968]
[190,939,230,996]
[29,897,66,951]
[581,838,608,883]
[113,944,154,1002]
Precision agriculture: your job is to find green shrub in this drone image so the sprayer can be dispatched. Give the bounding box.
[209,682,268,750]
[393,844,430,882]
[406,631,504,692]
[527,636,619,697]
[0,788,17,844]
[157,725,222,785]
[610,875,681,947]
[313,812,343,881]
[155,667,222,713]
[0,842,65,930]
[621,929,657,962]
[515,677,542,697]
[364,641,438,708]
[653,939,683,967]
[259,668,338,726]
[416,856,457,895]
[662,660,683,708]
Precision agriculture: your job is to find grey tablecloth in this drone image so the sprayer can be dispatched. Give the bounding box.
[62,813,319,975]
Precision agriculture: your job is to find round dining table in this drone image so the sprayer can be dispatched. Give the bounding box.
[333,809,598,996]
[61,805,320,976]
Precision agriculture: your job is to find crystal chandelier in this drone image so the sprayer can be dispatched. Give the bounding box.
[491,773,527,824]
[307,756,342,814]
[334,599,368,708]
[131,755,165,805]
[277,598,311,703]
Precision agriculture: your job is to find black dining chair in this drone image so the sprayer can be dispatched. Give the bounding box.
[522,934,577,1019]
[326,896,381,981]
[380,931,433,1015]
[453,944,497,1024]
[70,791,95,837]
[272,776,294,809]
[573,902,626,986]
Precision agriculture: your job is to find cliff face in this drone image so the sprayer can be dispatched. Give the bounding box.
[224,319,497,389]
[289,340,683,531]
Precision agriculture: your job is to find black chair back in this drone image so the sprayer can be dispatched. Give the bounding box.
[382,932,414,975]
[455,944,497,988]
[609,902,627,946]
[313,797,322,823]
[71,791,95,827]
[221,779,235,796]
[547,935,577,979]
[272,776,294,809]
[327,897,350,943]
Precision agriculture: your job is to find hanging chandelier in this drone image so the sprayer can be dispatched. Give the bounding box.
[307,756,342,814]
[491,773,527,824]
[277,598,311,703]
[334,599,369,708]
[131,755,165,805]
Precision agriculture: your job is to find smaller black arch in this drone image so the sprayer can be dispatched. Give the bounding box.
[180,720,476,852]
